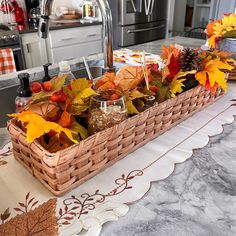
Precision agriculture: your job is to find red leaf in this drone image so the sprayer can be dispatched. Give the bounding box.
[126,186,133,189]
[121,174,125,179]
[65,205,68,212]
[167,54,180,81]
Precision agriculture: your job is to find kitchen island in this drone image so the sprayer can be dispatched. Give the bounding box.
[0,37,236,235]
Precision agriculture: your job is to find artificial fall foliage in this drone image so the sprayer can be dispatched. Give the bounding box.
[9,44,235,151]
[207,13,236,48]
[9,111,78,144]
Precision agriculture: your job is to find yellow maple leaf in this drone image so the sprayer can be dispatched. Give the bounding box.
[9,111,78,144]
[169,78,186,98]
[195,58,234,92]
[168,71,196,97]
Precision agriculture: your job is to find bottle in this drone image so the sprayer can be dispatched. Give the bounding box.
[42,63,52,82]
[15,73,32,112]
[58,61,76,85]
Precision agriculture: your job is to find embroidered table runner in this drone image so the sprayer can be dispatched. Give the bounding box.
[0,83,236,236]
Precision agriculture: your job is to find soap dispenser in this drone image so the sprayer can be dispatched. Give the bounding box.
[15,73,32,112]
[42,63,52,82]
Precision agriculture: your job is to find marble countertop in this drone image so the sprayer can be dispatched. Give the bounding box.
[100,119,236,236]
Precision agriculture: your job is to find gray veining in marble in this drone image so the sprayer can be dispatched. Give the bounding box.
[100,120,236,236]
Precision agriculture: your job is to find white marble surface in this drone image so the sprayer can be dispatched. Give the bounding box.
[100,120,236,236]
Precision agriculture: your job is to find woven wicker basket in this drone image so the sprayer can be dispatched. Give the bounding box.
[7,85,224,196]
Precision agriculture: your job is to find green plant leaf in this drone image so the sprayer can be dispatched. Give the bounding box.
[70,121,88,140]
[126,100,139,114]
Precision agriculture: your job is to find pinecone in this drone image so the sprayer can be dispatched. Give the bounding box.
[180,48,202,71]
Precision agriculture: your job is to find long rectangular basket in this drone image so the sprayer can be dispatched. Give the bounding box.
[7,85,224,196]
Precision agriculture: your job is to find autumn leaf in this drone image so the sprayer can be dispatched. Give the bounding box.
[126,100,139,114]
[73,87,97,105]
[161,44,182,61]
[169,77,186,97]
[115,66,146,91]
[129,89,146,100]
[9,111,78,144]
[195,58,234,92]
[70,121,88,140]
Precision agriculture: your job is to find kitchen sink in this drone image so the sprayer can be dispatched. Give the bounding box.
[72,66,103,79]
[0,66,104,128]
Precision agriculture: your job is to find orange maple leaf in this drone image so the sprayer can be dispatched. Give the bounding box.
[195,58,234,92]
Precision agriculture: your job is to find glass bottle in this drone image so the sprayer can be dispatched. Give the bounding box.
[15,73,32,112]
[58,61,76,85]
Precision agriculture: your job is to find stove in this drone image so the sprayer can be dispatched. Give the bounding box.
[0,24,26,71]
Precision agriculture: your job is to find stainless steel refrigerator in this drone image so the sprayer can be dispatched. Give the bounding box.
[108,0,168,49]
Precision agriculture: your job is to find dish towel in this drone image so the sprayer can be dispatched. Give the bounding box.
[0,48,16,75]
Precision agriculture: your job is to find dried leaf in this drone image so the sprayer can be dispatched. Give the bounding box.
[9,111,78,144]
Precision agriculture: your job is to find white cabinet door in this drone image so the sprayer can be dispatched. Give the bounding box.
[50,41,102,63]
[47,25,103,64]
[21,33,48,69]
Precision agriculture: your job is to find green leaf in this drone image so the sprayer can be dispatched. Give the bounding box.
[69,104,89,115]
[72,87,97,105]
[70,121,88,140]
[156,86,169,103]
[126,100,139,114]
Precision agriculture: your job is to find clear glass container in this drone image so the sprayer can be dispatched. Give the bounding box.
[58,61,76,85]
[88,89,128,134]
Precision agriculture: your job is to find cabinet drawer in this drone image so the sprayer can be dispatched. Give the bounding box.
[51,40,102,63]
[49,25,102,48]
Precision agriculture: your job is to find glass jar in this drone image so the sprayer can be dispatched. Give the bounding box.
[88,89,128,134]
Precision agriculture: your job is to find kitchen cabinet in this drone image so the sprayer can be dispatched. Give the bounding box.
[47,25,103,63]
[192,0,218,28]
[21,32,48,68]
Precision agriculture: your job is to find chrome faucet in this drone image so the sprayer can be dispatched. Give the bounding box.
[38,0,114,72]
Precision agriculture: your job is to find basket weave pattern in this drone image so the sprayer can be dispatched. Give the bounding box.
[7,85,224,195]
